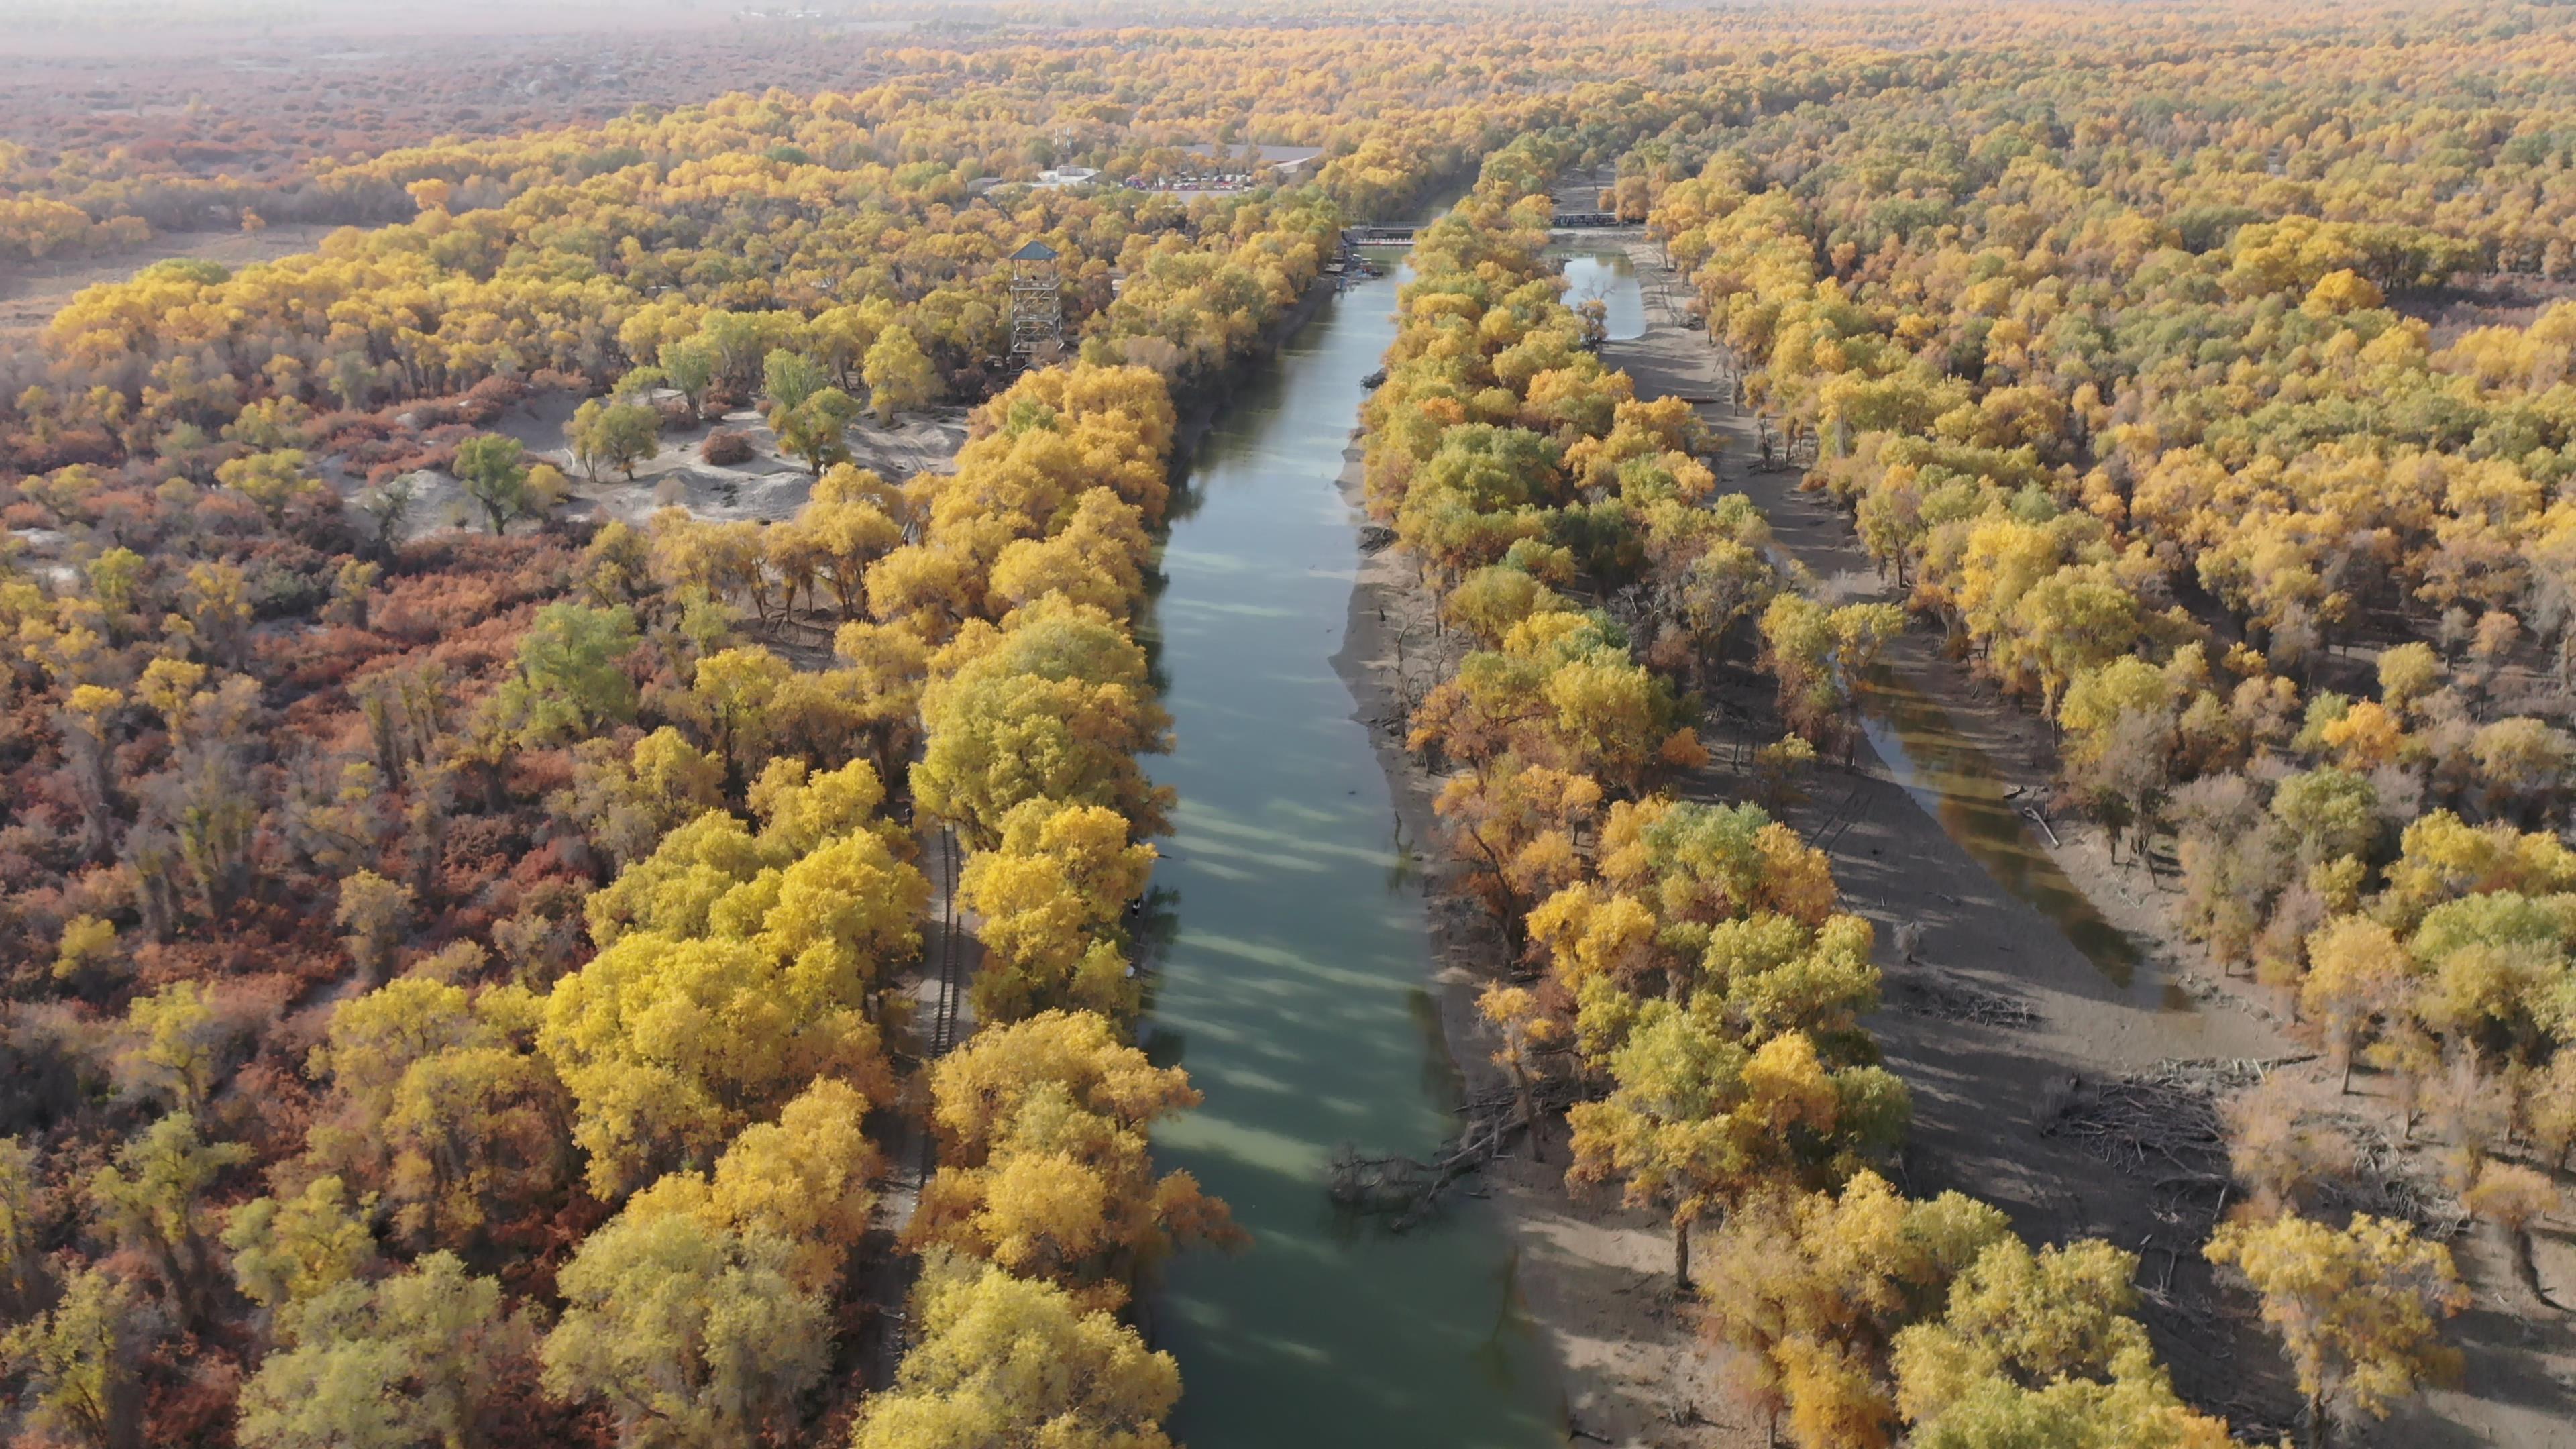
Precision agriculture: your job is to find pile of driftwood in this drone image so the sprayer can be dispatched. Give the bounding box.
[1886,965,2040,1028]
[1328,1083,1564,1230]
[2035,1059,2265,1193]
[2318,1114,2471,1240]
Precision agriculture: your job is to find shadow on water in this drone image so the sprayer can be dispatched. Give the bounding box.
[1855,667,2188,1008]
[1139,254,1562,1446]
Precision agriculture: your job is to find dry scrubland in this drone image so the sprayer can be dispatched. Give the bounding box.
[1,3,2575,1448]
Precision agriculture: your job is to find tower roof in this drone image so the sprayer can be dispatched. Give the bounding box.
[1010,240,1060,261]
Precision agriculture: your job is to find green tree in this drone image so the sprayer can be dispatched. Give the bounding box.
[335,869,414,987]
[87,1112,250,1318]
[452,435,539,535]
[541,1212,827,1449]
[774,386,863,474]
[0,1265,137,1449]
[1894,1236,2231,1449]
[504,602,641,743]
[239,1252,526,1449]
[656,340,716,422]
[223,1174,377,1312]
[1758,595,1904,751]
[0,1136,39,1310]
[569,398,662,482]
[2269,768,2379,867]
[217,448,323,523]
[762,348,825,412]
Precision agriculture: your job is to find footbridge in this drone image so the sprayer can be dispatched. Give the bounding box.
[1344,211,1629,247]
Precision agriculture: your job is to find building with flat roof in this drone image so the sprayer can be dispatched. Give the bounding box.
[1181,143,1326,180]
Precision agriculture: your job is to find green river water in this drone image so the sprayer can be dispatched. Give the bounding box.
[1130,239,2169,1445]
[1137,258,1564,1446]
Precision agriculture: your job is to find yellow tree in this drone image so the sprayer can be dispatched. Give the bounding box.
[553,729,727,872]
[1480,983,1567,1157]
[1698,1170,2010,1448]
[119,982,225,1114]
[861,325,940,423]
[987,490,1151,620]
[2299,918,2417,1093]
[1568,1012,1907,1289]
[957,798,1157,1022]
[541,1212,827,1449]
[302,977,569,1248]
[1431,761,1601,951]
[622,1078,881,1295]
[851,1254,1180,1449]
[1893,1236,2233,1449]
[911,1011,1238,1309]
[787,466,904,619]
[541,930,896,1198]
[914,601,1173,845]
[2204,1213,2469,1449]
[222,1175,376,1312]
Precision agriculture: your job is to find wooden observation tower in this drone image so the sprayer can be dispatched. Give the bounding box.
[1009,239,1065,365]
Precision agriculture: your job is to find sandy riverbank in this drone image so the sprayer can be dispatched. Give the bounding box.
[1318,231,2575,1447]
[1599,235,2573,1446]
[1327,428,1739,1447]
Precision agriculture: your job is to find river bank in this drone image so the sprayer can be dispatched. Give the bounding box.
[1602,236,2575,1446]
[1328,425,1739,1446]
[1322,225,2570,1447]
[1321,231,2292,1444]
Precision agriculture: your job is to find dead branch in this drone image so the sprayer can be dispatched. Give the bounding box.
[1886,965,2039,1028]
[1329,1082,1572,1230]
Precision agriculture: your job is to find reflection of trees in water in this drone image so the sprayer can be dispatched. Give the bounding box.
[1858,671,2149,989]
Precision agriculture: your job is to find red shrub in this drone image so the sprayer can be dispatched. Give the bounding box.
[266,623,396,690]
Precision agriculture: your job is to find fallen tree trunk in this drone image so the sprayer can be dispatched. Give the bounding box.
[1328,1083,1571,1230]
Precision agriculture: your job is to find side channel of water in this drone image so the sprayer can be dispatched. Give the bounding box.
[1137,261,1562,1446]
[1856,674,2186,1006]
[1556,244,2174,1001]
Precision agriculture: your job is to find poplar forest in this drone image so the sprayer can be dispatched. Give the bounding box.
[2,2,2576,1447]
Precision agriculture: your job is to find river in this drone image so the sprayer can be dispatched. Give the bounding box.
[1138,258,1563,1446]
[1132,235,2176,1446]
[1557,248,1645,343]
